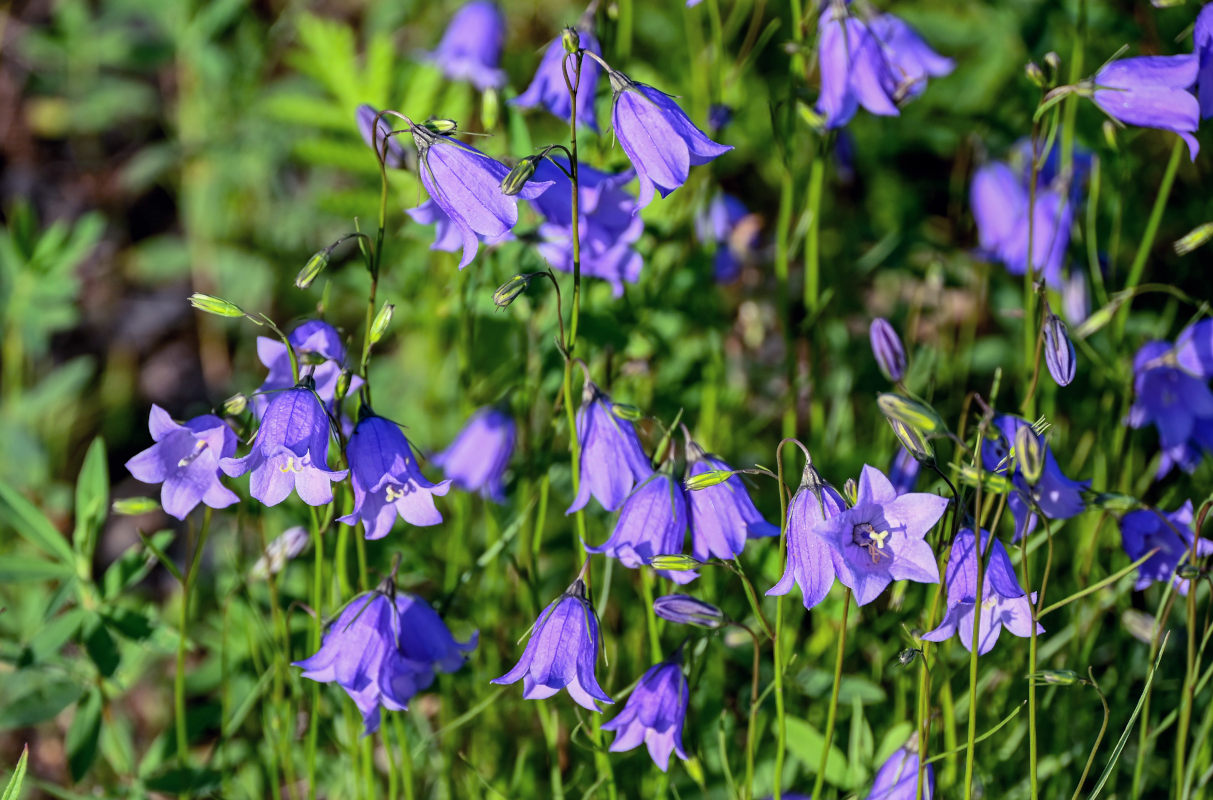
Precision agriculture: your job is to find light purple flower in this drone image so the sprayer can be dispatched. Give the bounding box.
[921,528,1040,654]
[567,379,653,513]
[814,465,947,606]
[602,657,689,771]
[970,161,1073,287]
[981,415,1089,540]
[356,104,408,169]
[513,30,603,130]
[695,192,758,283]
[433,406,516,502]
[652,594,726,628]
[684,440,778,561]
[869,318,907,382]
[586,471,695,584]
[1198,3,1213,118]
[1122,501,1213,596]
[253,320,361,419]
[608,70,732,207]
[338,415,450,540]
[1129,321,1213,478]
[1091,54,1200,159]
[125,405,239,520]
[424,1,507,91]
[766,463,848,609]
[867,744,934,800]
[220,387,348,507]
[492,577,613,711]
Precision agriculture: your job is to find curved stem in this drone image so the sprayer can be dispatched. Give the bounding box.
[812,588,851,800]
[175,508,212,765]
[772,452,791,800]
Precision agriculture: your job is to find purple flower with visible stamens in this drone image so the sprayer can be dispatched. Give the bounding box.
[608,69,732,208]
[125,405,239,520]
[513,30,603,130]
[1091,54,1200,160]
[220,387,347,507]
[492,577,613,711]
[982,415,1089,539]
[602,656,689,771]
[356,104,408,169]
[433,406,516,503]
[338,415,450,540]
[253,320,362,419]
[567,379,653,513]
[921,528,1040,654]
[684,440,778,561]
[867,743,934,800]
[814,465,947,606]
[1122,501,1213,596]
[424,1,507,91]
[1129,320,1213,478]
[587,471,695,584]
[766,463,848,609]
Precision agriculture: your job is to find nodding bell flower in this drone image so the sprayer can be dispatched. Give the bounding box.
[1128,319,1213,478]
[433,406,516,503]
[220,386,348,507]
[1121,501,1213,596]
[866,739,935,800]
[608,68,732,208]
[981,415,1088,539]
[338,414,451,540]
[869,318,907,382]
[765,462,848,610]
[253,320,363,419]
[1198,4,1213,118]
[1090,53,1200,159]
[567,379,654,513]
[684,439,778,562]
[887,447,921,494]
[652,594,726,629]
[356,104,409,169]
[423,1,507,91]
[125,405,239,520]
[492,576,613,711]
[602,656,690,772]
[513,29,603,130]
[586,470,696,584]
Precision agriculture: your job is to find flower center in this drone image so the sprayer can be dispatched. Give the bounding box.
[278,455,310,474]
[385,484,413,502]
[852,522,890,563]
[177,439,209,468]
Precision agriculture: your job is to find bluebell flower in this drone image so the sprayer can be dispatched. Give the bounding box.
[339,415,450,540]
[981,415,1089,539]
[867,743,934,799]
[567,379,653,513]
[684,439,778,561]
[1122,501,1213,596]
[869,318,907,382]
[1091,54,1200,159]
[887,447,920,495]
[295,590,476,734]
[602,656,689,771]
[125,405,239,519]
[424,1,507,91]
[766,463,848,609]
[221,387,348,507]
[433,406,516,502]
[407,198,513,257]
[513,30,602,130]
[694,192,758,283]
[356,104,408,169]
[493,577,613,710]
[411,125,552,269]
[587,470,695,584]
[254,320,362,419]
[1129,331,1213,478]
[921,529,1040,654]
[971,161,1074,287]
[1198,4,1213,118]
[608,69,732,207]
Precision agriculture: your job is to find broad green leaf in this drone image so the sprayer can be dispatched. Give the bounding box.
[785,717,851,789]
[82,614,119,678]
[66,689,102,782]
[26,608,87,663]
[72,437,108,567]
[0,479,74,564]
[0,673,84,729]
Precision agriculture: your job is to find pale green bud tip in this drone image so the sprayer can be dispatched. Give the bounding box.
[877,393,944,434]
[796,100,826,131]
[685,470,734,491]
[422,117,459,135]
[1043,52,1061,72]
[650,554,703,571]
[1174,222,1213,256]
[561,26,580,54]
[957,465,1014,494]
[501,157,538,196]
[1013,425,1045,484]
[223,393,248,416]
[295,249,330,289]
[888,419,933,462]
[112,497,160,515]
[1025,62,1046,88]
[493,274,532,308]
[482,89,500,130]
[370,303,394,344]
[1031,669,1081,686]
[189,293,245,318]
[611,403,644,421]
[335,370,352,402]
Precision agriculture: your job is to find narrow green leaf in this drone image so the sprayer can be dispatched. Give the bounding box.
[0,675,84,729]
[82,614,119,678]
[72,437,108,567]
[0,556,71,583]
[1,745,28,800]
[0,479,74,564]
[66,689,102,782]
[103,530,174,600]
[26,608,87,663]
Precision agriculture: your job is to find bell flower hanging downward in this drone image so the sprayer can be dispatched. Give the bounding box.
[981,415,1088,539]
[921,529,1040,654]
[567,378,654,513]
[254,320,362,418]
[684,439,778,562]
[221,386,348,507]
[433,406,516,502]
[766,462,848,609]
[1128,320,1213,478]
[125,405,239,520]
[587,470,695,584]
[1121,501,1213,596]
[492,575,613,711]
[339,414,451,540]
[602,655,689,772]
[608,68,732,208]
[423,0,507,91]
[513,29,603,130]
[866,739,934,800]
[1089,54,1200,159]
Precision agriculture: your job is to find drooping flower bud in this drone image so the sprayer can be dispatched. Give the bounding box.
[877,393,945,434]
[422,117,460,136]
[1014,424,1046,484]
[334,370,353,406]
[652,594,726,629]
[481,88,500,129]
[369,302,394,345]
[888,418,934,463]
[869,318,907,382]
[649,554,703,572]
[1174,222,1213,256]
[493,274,532,308]
[500,156,538,196]
[1026,61,1046,88]
[295,248,331,290]
[1043,312,1076,387]
[111,497,160,515]
[189,293,246,319]
[223,393,248,416]
[611,403,645,421]
[684,469,735,491]
[561,26,580,54]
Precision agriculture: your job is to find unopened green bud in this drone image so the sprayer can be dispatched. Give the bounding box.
[896,648,921,667]
[611,403,644,421]
[370,302,394,344]
[223,393,248,416]
[1031,669,1081,686]
[112,497,160,515]
[482,88,500,130]
[1177,563,1202,580]
[493,274,532,308]
[1014,425,1045,484]
[1025,62,1046,88]
[685,470,734,491]
[877,393,945,434]
[1174,222,1213,256]
[1102,120,1118,151]
[650,554,703,572]
[295,248,330,289]
[957,464,1014,494]
[561,26,580,54]
[335,370,352,404]
[501,157,538,196]
[1043,52,1061,74]
[843,478,858,506]
[1086,490,1139,512]
[189,293,245,318]
[422,117,459,136]
[796,100,826,131]
[889,419,934,463]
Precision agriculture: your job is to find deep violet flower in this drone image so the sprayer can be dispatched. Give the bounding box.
[294,590,476,734]
[410,125,552,269]
[1129,320,1213,478]
[867,743,934,800]
[567,379,653,513]
[813,465,947,606]
[1122,501,1213,596]
[982,415,1089,540]
[869,318,907,382]
[338,415,450,540]
[220,387,348,507]
[888,447,920,495]
[356,104,408,169]
[602,657,689,771]
[424,1,507,91]
[492,577,613,711]
[921,528,1040,654]
[253,320,362,419]
[125,405,239,519]
[433,406,516,502]
[513,30,603,130]
[608,69,732,207]
[586,471,696,584]
[1091,54,1200,159]
[766,463,848,609]
[684,439,778,561]
[1198,3,1213,118]
[970,161,1074,287]
[694,192,759,283]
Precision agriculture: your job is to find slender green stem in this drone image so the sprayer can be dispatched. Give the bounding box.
[394,714,416,800]
[1176,569,1198,795]
[803,149,825,315]
[741,624,762,800]
[1022,130,1042,420]
[1072,669,1109,800]
[963,532,989,799]
[1020,520,1038,800]
[305,505,327,800]
[772,446,793,800]
[175,508,212,764]
[640,569,661,658]
[812,588,851,800]
[731,558,775,640]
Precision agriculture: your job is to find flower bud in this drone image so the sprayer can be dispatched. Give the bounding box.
[481,88,500,130]
[369,302,394,345]
[611,403,644,421]
[250,526,310,580]
[896,648,921,667]
[111,497,160,515]
[869,318,907,382]
[223,393,248,416]
[1014,425,1045,484]
[335,370,352,405]
[877,393,945,434]
[1174,222,1213,256]
[1102,120,1118,151]
[561,26,580,54]
[1025,62,1046,88]
[843,478,858,505]
[1030,669,1080,686]
[650,554,703,572]
[685,469,735,491]
[889,419,934,463]
[189,293,245,318]
[1176,563,1202,580]
[422,117,459,136]
[1043,51,1061,74]
[1043,313,1076,387]
[652,594,726,629]
[1086,490,1139,512]
[501,157,538,196]
[957,464,1014,494]
[295,248,330,290]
